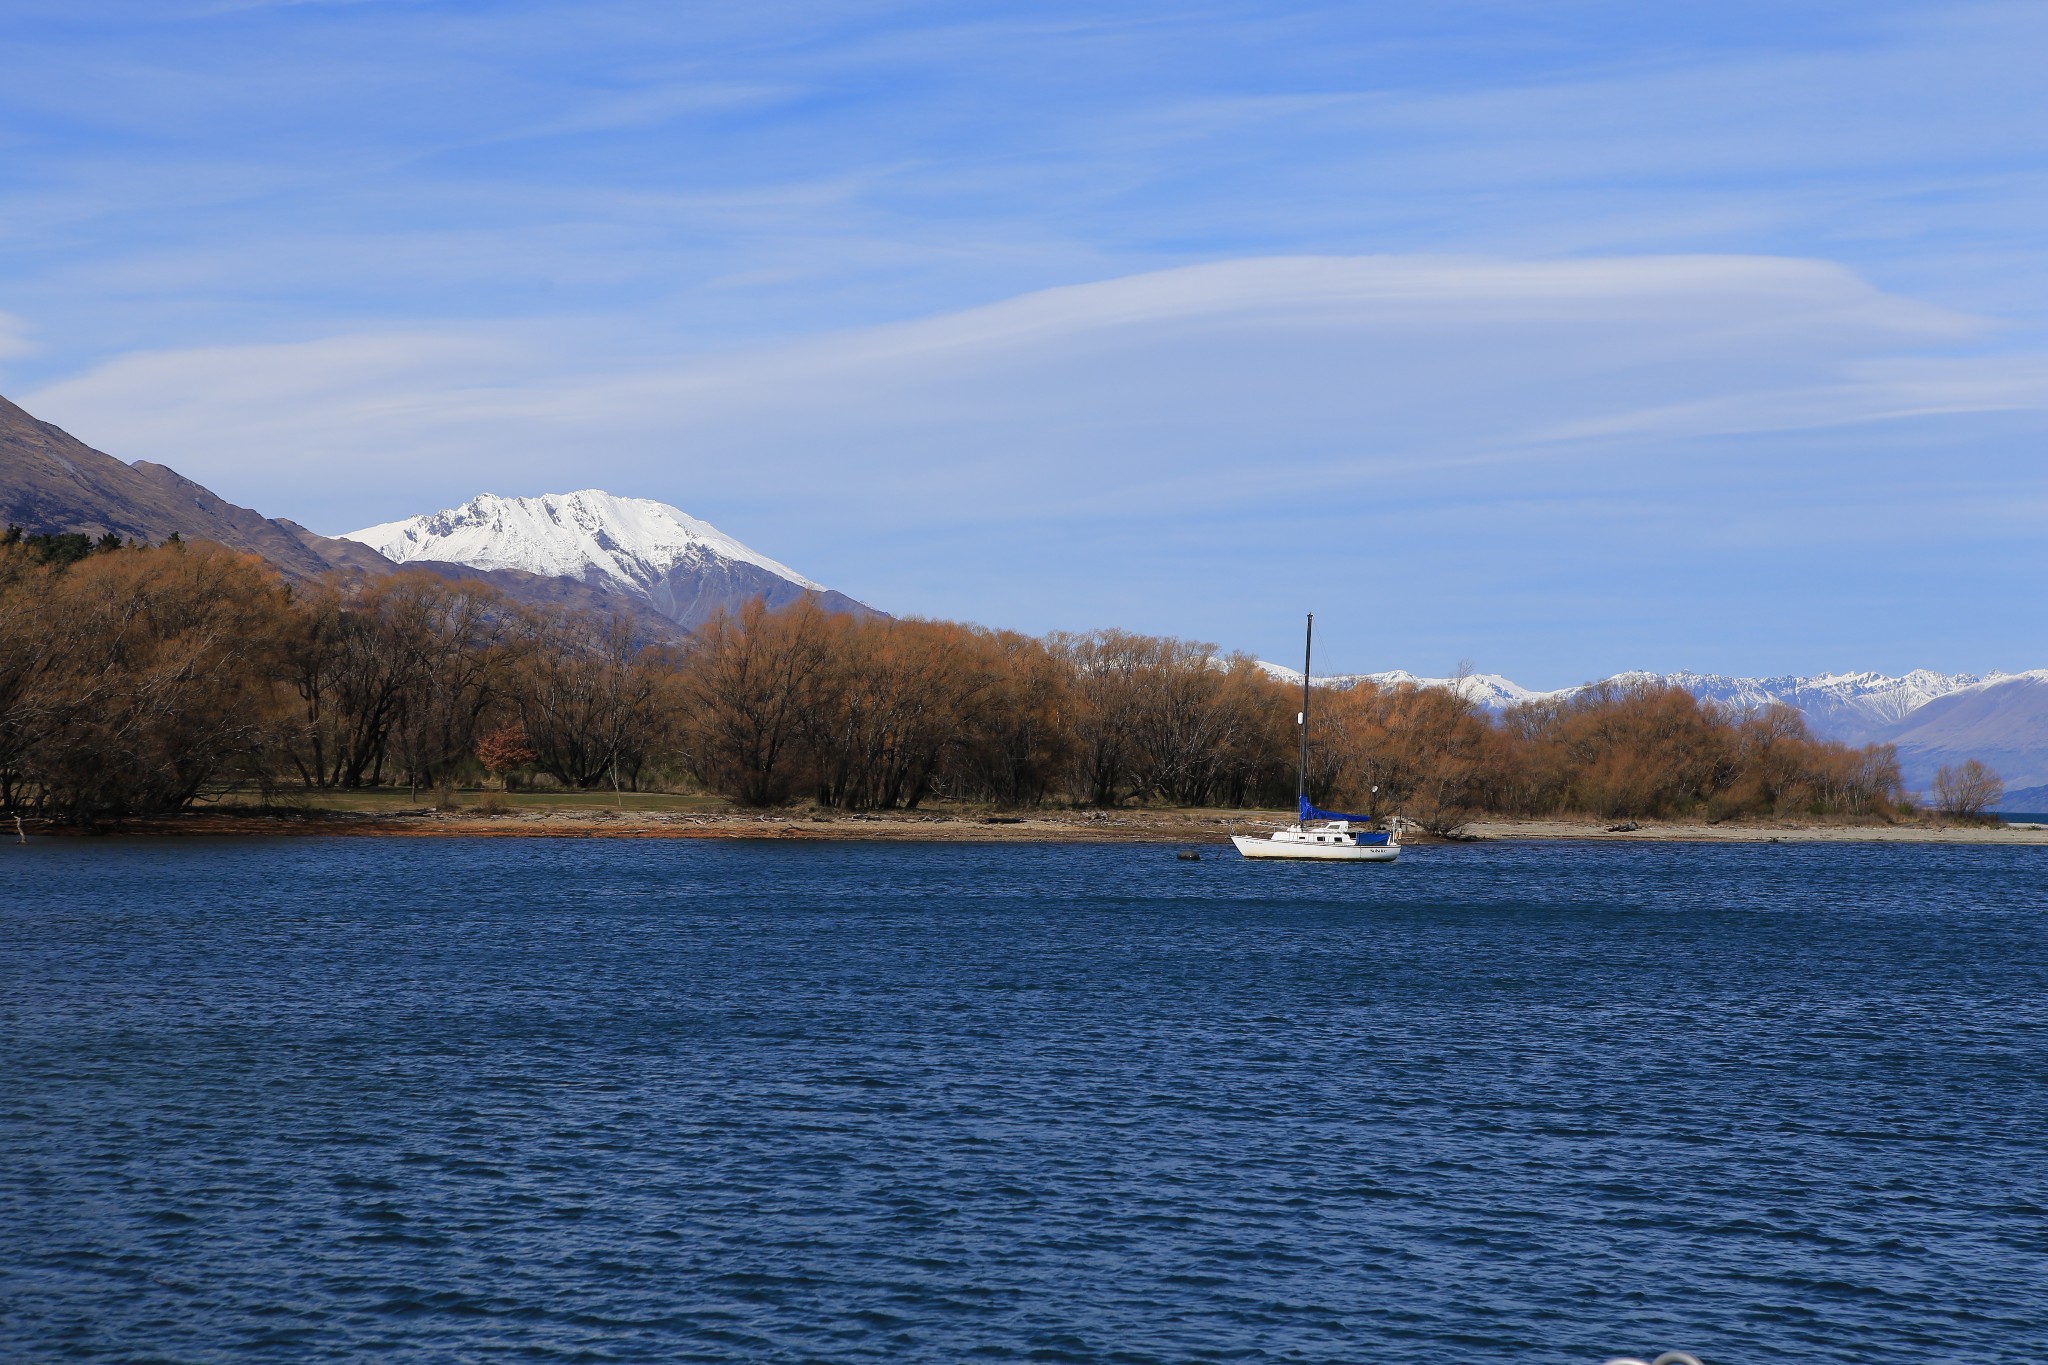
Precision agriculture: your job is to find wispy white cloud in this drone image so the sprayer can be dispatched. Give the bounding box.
[7,1,2047,675]
[1546,353,2048,443]
[23,253,2029,543]
[0,311,37,360]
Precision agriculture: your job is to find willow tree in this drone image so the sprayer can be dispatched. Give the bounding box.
[677,596,831,805]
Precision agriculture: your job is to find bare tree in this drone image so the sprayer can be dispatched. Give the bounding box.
[514,611,662,790]
[1048,630,1156,806]
[391,580,520,795]
[950,628,1071,808]
[1933,759,2003,820]
[677,596,829,805]
[0,546,64,811]
[280,574,452,788]
[6,543,292,819]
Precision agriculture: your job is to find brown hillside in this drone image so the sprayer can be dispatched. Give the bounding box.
[0,393,378,578]
[0,392,685,641]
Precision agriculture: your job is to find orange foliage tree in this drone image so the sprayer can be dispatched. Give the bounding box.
[476,724,537,789]
[0,542,1939,828]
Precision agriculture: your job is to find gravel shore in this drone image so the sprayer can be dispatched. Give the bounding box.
[18,807,2046,845]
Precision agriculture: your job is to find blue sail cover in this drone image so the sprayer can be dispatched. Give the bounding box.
[1298,796,1392,842]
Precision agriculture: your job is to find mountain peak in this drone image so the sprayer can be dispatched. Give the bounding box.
[346,489,822,590]
[343,489,871,630]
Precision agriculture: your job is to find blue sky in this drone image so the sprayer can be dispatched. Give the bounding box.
[2,0,2044,684]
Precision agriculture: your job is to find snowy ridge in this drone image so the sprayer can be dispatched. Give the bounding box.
[1639,669,2008,736]
[345,490,821,593]
[1261,665,1549,712]
[1360,669,1550,712]
[1260,664,1562,710]
[1255,662,2028,744]
[341,489,877,633]
[1263,660,2048,798]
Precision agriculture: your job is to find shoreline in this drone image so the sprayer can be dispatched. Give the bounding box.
[11,806,2046,846]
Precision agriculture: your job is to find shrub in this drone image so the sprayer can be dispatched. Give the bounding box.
[1933,760,2003,821]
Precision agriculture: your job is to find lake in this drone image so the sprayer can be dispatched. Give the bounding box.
[4,837,2045,1363]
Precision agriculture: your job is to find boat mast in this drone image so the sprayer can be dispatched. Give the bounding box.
[1298,613,1312,816]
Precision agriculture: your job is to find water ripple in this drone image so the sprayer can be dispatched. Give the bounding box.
[3,836,2045,1362]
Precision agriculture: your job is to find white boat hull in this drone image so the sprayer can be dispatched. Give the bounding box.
[1231,832,1400,862]
[1251,615,1404,863]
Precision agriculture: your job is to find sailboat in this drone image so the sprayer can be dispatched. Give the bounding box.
[1231,614,1403,862]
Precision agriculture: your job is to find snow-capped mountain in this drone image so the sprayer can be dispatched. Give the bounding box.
[1260,664,1549,711]
[1875,670,2048,796]
[1357,669,1550,712]
[1635,670,2005,743]
[1257,662,2048,799]
[1259,662,1999,735]
[344,490,875,630]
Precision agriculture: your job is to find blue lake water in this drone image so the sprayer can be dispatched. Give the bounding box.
[3,836,2046,1363]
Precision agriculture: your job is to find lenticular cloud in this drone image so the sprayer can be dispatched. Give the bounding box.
[19,252,2030,534]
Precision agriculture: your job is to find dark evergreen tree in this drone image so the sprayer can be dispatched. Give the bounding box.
[27,532,95,566]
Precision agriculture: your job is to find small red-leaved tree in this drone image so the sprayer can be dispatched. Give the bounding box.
[476,723,537,790]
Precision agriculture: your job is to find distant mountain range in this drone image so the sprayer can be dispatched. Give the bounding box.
[4,387,2038,806]
[0,392,868,638]
[1264,663,2048,806]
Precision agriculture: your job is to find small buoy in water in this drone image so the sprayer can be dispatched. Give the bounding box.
[1177,850,1200,861]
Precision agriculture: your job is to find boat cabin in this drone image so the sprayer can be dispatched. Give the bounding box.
[1271,821,1389,846]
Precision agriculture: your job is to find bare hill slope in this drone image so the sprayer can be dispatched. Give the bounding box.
[0,393,683,638]
[0,394,387,578]
[1873,672,2048,794]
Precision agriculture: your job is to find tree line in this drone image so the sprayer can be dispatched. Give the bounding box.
[1,534,1996,825]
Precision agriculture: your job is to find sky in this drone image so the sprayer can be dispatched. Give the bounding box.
[1,0,2044,685]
